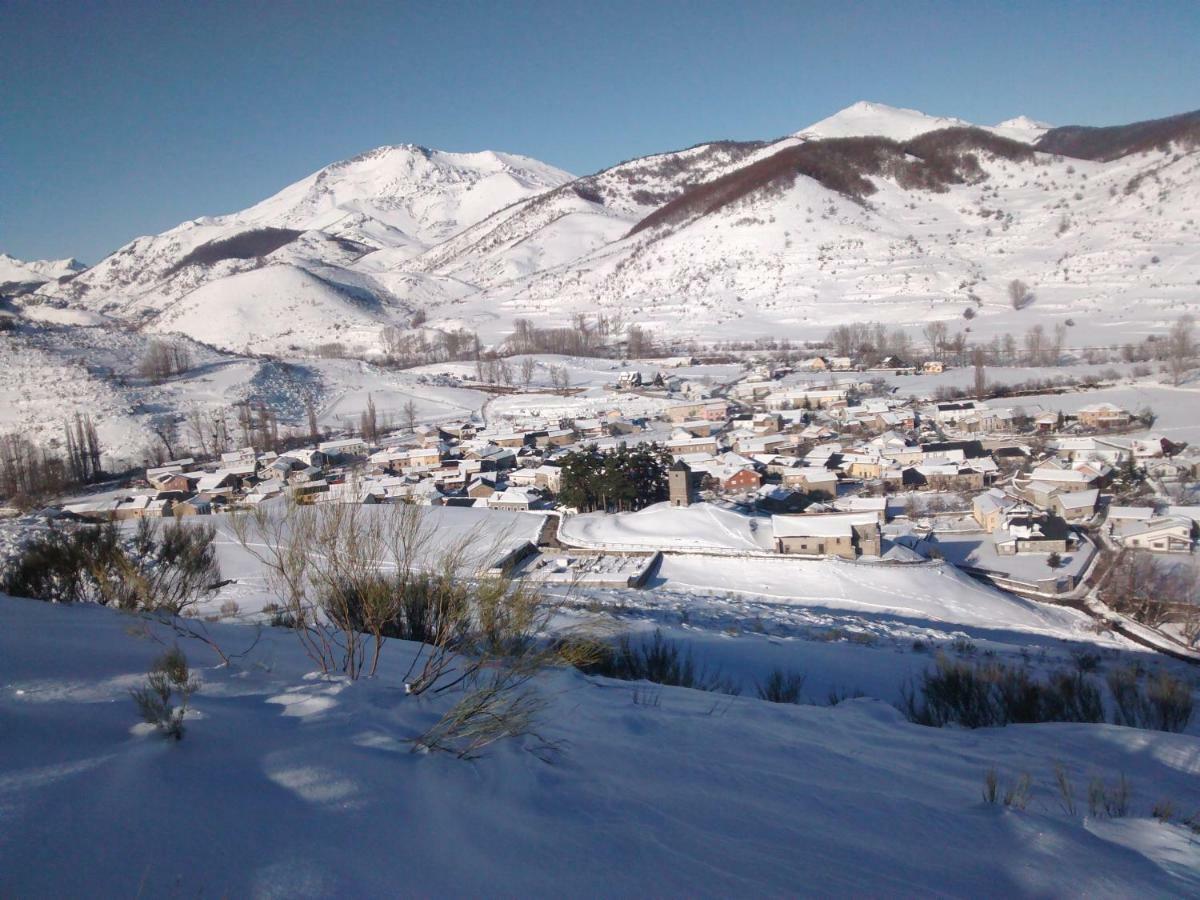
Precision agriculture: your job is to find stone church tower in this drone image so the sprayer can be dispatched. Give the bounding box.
[668,459,692,507]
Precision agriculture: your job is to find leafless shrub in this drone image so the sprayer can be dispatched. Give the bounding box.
[581,629,740,695]
[1007,279,1034,310]
[130,646,199,741]
[1054,764,1077,816]
[983,768,999,804]
[231,497,597,758]
[4,519,235,664]
[756,668,807,704]
[411,666,556,760]
[1004,772,1033,810]
[1153,799,1177,823]
[1088,774,1131,818]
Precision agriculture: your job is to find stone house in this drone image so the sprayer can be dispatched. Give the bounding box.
[771,512,881,558]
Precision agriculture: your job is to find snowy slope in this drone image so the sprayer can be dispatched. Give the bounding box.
[21,103,1200,354]
[457,130,1199,346]
[0,253,85,288]
[796,100,975,140]
[990,115,1053,144]
[2,593,1198,896]
[144,263,402,355]
[795,102,1051,145]
[406,140,777,292]
[38,146,574,322]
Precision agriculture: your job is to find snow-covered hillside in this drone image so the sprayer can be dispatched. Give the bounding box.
[449,123,1198,346]
[144,264,400,356]
[795,101,1051,144]
[0,253,85,290]
[13,103,1200,355]
[25,146,573,349]
[796,100,975,141]
[2,593,1198,896]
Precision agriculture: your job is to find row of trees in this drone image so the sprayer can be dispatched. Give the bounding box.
[380,325,483,368]
[379,314,654,373]
[832,314,1195,377]
[0,434,71,506]
[63,412,102,484]
[826,322,915,364]
[0,414,104,507]
[138,339,192,383]
[556,444,673,513]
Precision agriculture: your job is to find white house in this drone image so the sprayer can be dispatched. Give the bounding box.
[1114,516,1194,553]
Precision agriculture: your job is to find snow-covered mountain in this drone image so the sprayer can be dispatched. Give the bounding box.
[413,108,1199,346]
[0,254,85,291]
[989,115,1053,144]
[19,103,1200,354]
[795,101,974,141]
[794,101,1052,145]
[30,146,573,345]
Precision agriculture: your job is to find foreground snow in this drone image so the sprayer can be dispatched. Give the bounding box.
[2,595,1197,896]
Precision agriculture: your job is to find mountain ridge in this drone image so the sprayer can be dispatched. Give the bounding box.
[10,103,1200,353]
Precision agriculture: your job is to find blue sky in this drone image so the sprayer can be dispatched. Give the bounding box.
[3,0,1198,263]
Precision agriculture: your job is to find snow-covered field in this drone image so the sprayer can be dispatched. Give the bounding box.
[560,501,773,552]
[2,593,1198,896]
[651,553,1091,634]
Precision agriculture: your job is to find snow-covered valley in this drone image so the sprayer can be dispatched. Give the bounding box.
[4,97,1200,897]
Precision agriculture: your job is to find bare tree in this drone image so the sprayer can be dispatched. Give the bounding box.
[1052,322,1068,365]
[520,356,536,387]
[1008,279,1034,310]
[549,365,572,395]
[1001,333,1017,366]
[1024,324,1046,366]
[360,394,379,444]
[1167,313,1196,386]
[150,415,180,461]
[495,357,513,386]
[401,399,419,434]
[922,321,948,360]
[186,404,211,457]
[304,393,321,442]
[1101,550,1196,628]
[0,433,68,505]
[972,347,987,398]
[139,339,190,383]
[626,325,649,359]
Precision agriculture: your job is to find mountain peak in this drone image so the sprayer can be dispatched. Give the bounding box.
[796,101,973,141]
[989,116,1053,144]
[995,115,1052,130]
[0,253,86,284]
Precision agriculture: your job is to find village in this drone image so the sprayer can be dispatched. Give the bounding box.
[51,351,1198,610]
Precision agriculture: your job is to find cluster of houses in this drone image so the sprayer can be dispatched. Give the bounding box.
[58,363,1197,585]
